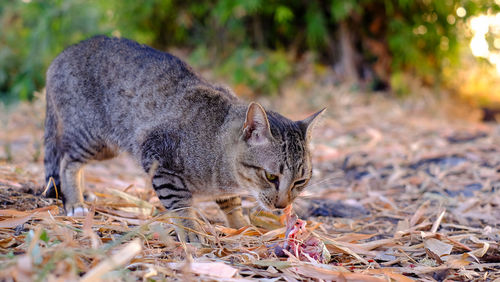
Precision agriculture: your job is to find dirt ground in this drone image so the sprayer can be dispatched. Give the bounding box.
[0,85,499,281]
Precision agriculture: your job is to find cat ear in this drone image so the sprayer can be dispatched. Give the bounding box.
[243,102,272,145]
[298,108,326,140]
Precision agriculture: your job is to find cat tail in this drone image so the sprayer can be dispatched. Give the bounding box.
[43,94,62,199]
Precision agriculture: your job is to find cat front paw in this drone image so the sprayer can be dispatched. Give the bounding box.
[177,226,207,245]
[172,217,206,245]
[66,203,89,217]
[185,231,206,245]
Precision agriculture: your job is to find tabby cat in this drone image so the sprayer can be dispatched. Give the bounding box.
[43,36,323,243]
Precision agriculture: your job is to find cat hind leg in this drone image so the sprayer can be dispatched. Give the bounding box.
[59,129,108,216]
[59,153,88,216]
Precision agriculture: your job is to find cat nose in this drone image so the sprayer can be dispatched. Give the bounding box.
[274,202,287,209]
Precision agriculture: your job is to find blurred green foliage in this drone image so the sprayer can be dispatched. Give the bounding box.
[0,0,497,102]
[0,0,104,103]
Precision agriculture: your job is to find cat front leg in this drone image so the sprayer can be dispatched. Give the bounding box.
[170,207,204,244]
[152,173,204,244]
[216,196,249,229]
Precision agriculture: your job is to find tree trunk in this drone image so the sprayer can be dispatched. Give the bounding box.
[252,16,265,48]
[339,20,359,83]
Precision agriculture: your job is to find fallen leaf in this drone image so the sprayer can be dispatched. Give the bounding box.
[167,262,238,278]
[81,238,142,282]
[424,238,453,264]
[291,264,385,281]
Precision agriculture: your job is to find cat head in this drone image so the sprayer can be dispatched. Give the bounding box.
[236,102,324,210]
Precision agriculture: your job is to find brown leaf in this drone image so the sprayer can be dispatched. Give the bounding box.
[424,238,453,264]
[291,264,386,281]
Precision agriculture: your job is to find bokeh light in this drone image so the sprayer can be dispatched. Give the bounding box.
[469,13,500,73]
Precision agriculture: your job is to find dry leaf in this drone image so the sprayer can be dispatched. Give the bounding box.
[81,239,142,282]
[424,238,453,258]
[167,262,238,278]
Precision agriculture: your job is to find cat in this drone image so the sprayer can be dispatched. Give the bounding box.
[43,35,324,243]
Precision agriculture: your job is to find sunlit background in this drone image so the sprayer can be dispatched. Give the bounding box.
[469,10,500,70]
[461,3,500,107]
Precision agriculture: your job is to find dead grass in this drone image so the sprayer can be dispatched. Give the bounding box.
[0,86,499,281]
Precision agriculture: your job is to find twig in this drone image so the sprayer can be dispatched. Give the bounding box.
[81,238,142,282]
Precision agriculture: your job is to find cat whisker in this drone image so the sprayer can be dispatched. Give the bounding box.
[290,198,308,215]
[254,206,264,215]
[257,195,273,211]
[303,174,345,190]
[310,174,344,185]
[222,206,242,216]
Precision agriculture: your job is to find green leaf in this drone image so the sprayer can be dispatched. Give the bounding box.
[275,5,293,24]
[330,0,356,21]
[306,5,328,48]
[239,0,262,14]
[40,229,49,243]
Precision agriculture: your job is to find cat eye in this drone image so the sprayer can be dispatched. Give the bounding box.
[294,179,307,186]
[293,179,308,189]
[265,171,279,183]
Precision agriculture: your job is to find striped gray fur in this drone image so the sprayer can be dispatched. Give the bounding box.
[43,36,323,243]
